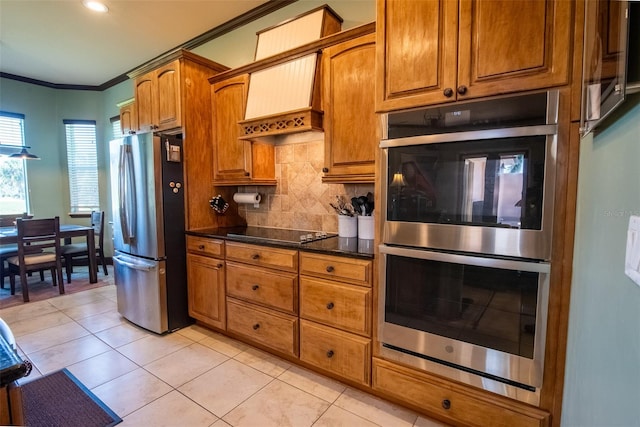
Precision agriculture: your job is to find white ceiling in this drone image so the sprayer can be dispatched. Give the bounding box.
[0,0,274,87]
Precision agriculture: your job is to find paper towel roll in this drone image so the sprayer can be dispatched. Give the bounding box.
[233,192,261,206]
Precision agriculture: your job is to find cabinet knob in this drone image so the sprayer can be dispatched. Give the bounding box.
[322,167,329,173]
[216,263,223,268]
[252,254,260,260]
[326,350,334,358]
[253,323,260,330]
[443,87,454,97]
[326,265,335,273]
[244,172,250,177]
[457,85,468,95]
[326,302,334,310]
[252,284,260,291]
[198,245,205,250]
[442,399,451,410]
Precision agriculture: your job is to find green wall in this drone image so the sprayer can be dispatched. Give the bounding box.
[561,94,640,426]
[0,78,103,220]
[0,77,132,255]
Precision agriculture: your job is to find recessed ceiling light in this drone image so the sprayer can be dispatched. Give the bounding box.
[82,1,109,13]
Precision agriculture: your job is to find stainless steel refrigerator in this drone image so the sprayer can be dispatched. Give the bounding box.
[109,132,191,334]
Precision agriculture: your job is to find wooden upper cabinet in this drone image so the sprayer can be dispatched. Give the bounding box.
[376,0,573,111]
[376,0,458,111]
[211,74,276,185]
[155,62,182,130]
[135,59,181,132]
[322,33,377,183]
[212,75,251,182]
[119,99,136,135]
[135,74,155,131]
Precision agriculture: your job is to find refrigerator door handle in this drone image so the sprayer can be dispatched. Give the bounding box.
[119,144,136,244]
[113,254,156,271]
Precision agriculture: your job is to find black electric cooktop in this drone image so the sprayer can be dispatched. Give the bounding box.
[227,226,337,245]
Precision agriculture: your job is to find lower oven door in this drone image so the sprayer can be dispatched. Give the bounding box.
[379,244,550,392]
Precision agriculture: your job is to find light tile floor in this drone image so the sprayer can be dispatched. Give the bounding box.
[0,284,448,427]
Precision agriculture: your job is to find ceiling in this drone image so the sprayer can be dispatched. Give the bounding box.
[0,0,283,88]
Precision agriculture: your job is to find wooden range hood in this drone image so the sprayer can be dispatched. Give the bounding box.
[208,6,375,142]
[239,51,324,141]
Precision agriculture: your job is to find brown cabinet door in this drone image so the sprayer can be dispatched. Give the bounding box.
[212,74,252,182]
[376,0,459,111]
[186,253,226,330]
[457,0,571,99]
[377,0,572,111]
[323,34,378,183]
[155,60,182,131]
[119,101,136,135]
[134,74,156,132]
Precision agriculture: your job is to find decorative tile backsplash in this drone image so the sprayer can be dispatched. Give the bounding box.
[237,137,374,233]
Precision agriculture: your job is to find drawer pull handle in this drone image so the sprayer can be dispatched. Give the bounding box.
[326,350,334,358]
[198,245,205,250]
[252,285,259,291]
[442,399,451,410]
[252,323,260,330]
[252,254,260,260]
[326,302,334,310]
[326,265,335,273]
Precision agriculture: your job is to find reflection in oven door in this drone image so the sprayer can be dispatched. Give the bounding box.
[379,245,550,402]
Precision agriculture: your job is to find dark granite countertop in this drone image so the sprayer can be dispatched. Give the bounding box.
[187,226,375,259]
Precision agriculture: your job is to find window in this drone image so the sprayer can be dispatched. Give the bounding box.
[64,120,99,213]
[0,111,29,215]
[110,115,123,140]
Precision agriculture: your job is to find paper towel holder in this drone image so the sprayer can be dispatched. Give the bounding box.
[233,192,261,208]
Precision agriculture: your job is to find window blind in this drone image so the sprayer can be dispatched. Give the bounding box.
[0,111,26,154]
[110,115,123,140]
[64,120,99,213]
[0,111,28,214]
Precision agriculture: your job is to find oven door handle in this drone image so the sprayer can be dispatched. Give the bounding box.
[380,124,558,148]
[379,245,550,273]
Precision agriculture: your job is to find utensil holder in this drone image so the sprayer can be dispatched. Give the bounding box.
[338,215,357,238]
[357,215,374,240]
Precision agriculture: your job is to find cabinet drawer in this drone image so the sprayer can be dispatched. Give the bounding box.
[186,236,224,258]
[299,252,371,287]
[227,262,298,314]
[299,320,371,386]
[227,298,298,358]
[299,277,371,336]
[372,358,550,427]
[226,242,298,272]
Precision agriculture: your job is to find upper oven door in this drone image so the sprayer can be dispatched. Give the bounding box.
[380,92,559,261]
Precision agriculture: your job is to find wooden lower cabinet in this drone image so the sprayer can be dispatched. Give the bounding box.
[299,276,371,336]
[372,358,550,427]
[186,252,225,330]
[225,241,298,273]
[226,261,298,315]
[227,298,298,358]
[299,320,370,386]
[299,252,372,286]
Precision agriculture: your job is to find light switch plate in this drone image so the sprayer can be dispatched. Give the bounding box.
[625,215,640,287]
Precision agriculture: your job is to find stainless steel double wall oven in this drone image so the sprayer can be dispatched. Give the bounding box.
[379,91,559,404]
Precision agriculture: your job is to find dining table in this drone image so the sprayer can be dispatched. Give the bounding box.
[0,224,97,284]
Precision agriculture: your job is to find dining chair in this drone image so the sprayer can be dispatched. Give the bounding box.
[6,217,65,302]
[61,211,108,283]
[0,213,36,289]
